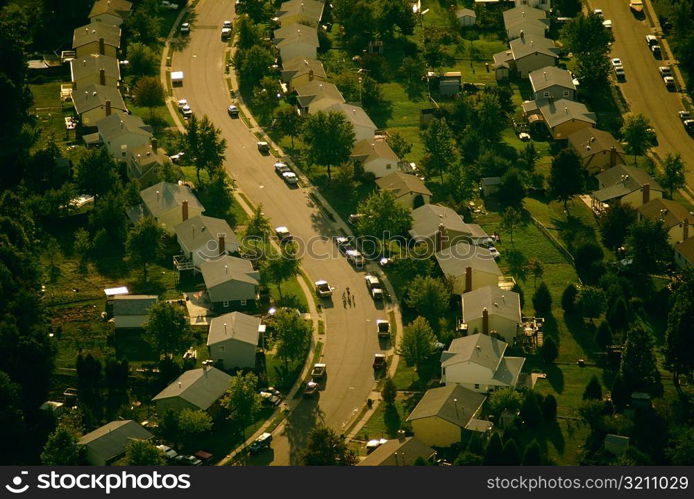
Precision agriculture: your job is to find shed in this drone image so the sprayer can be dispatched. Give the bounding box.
[456,8,477,27]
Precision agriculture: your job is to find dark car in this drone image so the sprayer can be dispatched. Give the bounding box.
[227,105,239,117]
[303,381,319,397]
[373,353,386,370]
[249,432,272,454]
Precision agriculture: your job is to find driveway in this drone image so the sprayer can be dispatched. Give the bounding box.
[591,0,694,190]
[170,0,394,464]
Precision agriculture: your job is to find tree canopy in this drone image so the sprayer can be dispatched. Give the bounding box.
[549,149,585,210]
[301,111,356,179]
[144,301,193,358]
[398,317,438,371]
[302,425,357,465]
[125,216,165,281]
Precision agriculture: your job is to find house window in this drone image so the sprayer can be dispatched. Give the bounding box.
[219,346,224,351]
[474,383,480,390]
[386,164,392,169]
[223,300,229,307]
[240,300,247,306]
[543,91,550,97]
[563,90,570,97]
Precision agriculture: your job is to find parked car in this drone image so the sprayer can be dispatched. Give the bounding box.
[488,246,500,259]
[659,66,672,77]
[684,120,694,135]
[376,320,390,339]
[180,22,190,34]
[311,363,326,380]
[614,66,625,81]
[259,390,281,406]
[335,236,352,255]
[651,44,662,58]
[227,105,239,117]
[664,76,676,89]
[364,274,384,300]
[174,454,202,466]
[602,19,612,29]
[611,58,623,68]
[593,9,603,17]
[274,226,293,243]
[630,0,644,13]
[345,249,365,269]
[315,280,333,298]
[646,35,658,47]
[257,141,270,153]
[303,380,319,397]
[169,152,185,163]
[161,1,179,9]
[366,438,388,454]
[221,27,231,39]
[181,104,192,119]
[156,444,178,461]
[373,353,387,370]
[679,111,691,122]
[249,432,272,454]
[282,171,298,185]
[177,98,188,109]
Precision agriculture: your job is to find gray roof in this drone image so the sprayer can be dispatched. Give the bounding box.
[281,56,327,83]
[435,241,502,278]
[466,223,489,239]
[89,0,132,20]
[462,285,521,324]
[276,0,325,22]
[295,81,345,112]
[73,22,121,49]
[529,66,575,93]
[175,215,238,255]
[351,138,399,164]
[493,50,513,69]
[509,36,558,60]
[675,237,694,264]
[78,420,152,463]
[593,164,663,201]
[200,255,260,289]
[112,295,157,316]
[638,198,692,229]
[409,204,471,241]
[567,128,624,159]
[97,112,151,145]
[503,6,547,28]
[376,171,432,197]
[207,312,261,347]
[357,437,435,466]
[72,84,127,116]
[153,367,232,410]
[70,54,121,84]
[492,356,525,385]
[274,22,319,45]
[441,333,507,370]
[140,182,204,218]
[456,8,476,19]
[406,384,487,428]
[325,102,376,132]
[536,98,596,128]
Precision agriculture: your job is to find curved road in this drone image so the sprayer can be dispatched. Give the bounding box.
[171,0,391,464]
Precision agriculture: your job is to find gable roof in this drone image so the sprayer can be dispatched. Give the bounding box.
[492,356,526,385]
[675,237,694,265]
[376,171,432,198]
[567,128,624,159]
[503,5,547,28]
[529,66,575,93]
[200,255,260,289]
[638,198,691,229]
[70,54,121,84]
[276,0,325,22]
[295,81,345,112]
[357,437,435,466]
[175,215,239,255]
[274,22,319,45]
[536,98,596,128]
[89,0,132,20]
[325,102,376,132]
[456,8,476,18]
[72,84,127,115]
[79,420,152,463]
[406,384,487,428]
[351,138,399,164]
[441,333,507,370]
[435,241,502,277]
[153,367,232,410]
[73,22,121,49]
[596,164,663,192]
[140,181,204,218]
[509,35,557,60]
[207,312,261,347]
[462,286,521,324]
[97,112,151,144]
[281,56,327,83]
[466,223,490,239]
[409,204,471,240]
[112,295,157,316]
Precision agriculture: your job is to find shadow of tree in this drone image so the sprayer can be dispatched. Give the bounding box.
[563,312,599,362]
[552,213,597,249]
[284,399,325,465]
[384,404,401,437]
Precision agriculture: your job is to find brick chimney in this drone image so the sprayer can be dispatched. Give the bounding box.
[464,266,472,293]
[684,218,690,241]
[105,99,111,116]
[182,200,189,221]
[218,234,225,256]
[99,68,106,85]
[98,37,105,55]
[151,137,158,153]
[642,183,650,205]
[482,307,489,335]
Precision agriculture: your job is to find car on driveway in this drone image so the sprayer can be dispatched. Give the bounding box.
[274,226,293,243]
[259,390,281,406]
[156,444,178,462]
[227,105,239,117]
[488,246,500,259]
[315,280,333,298]
[664,76,676,90]
[376,320,390,340]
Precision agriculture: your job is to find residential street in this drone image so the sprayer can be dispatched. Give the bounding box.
[171,0,392,464]
[592,0,694,190]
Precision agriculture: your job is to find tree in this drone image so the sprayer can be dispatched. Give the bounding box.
[573,50,613,91]
[302,111,356,179]
[522,440,543,465]
[526,258,544,289]
[238,0,270,24]
[487,387,523,419]
[125,439,164,465]
[498,169,526,209]
[184,115,227,183]
[521,391,543,427]
[398,56,426,95]
[273,104,302,147]
[421,118,455,181]
[577,286,606,321]
[382,376,396,405]
[542,394,557,421]
[125,216,165,281]
[74,147,120,201]
[252,78,281,124]
[532,282,552,315]
[377,0,415,37]
[606,297,630,333]
[621,114,652,163]
[397,317,437,371]
[500,439,521,465]
[561,283,578,313]
[177,409,213,449]
[331,0,378,51]
[133,76,164,119]
[574,241,604,283]
[245,204,271,240]
[625,218,671,274]
[500,207,522,245]
[265,243,301,299]
[667,427,694,465]
[126,0,162,45]
[222,371,261,437]
[386,131,412,159]
[405,276,450,331]
[583,375,603,400]
[235,45,274,90]
[302,425,357,465]
[89,191,129,252]
[356,190,412,242]
[234,14,262,49]
[659,153,687,197]
[665,276,694,392]
[549,149,585,210]
[620,325,662,397]
[595,321,613,348]
[512,282,525,309]
[540,336,558,363]
[271,308,312,370]
[127,42,159,75]
[41,424,85,465]
[73,228,92,269]
[144,301,193,358]
[599,203,638,250]
[483,433,503,465]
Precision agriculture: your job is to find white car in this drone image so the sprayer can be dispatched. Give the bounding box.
[658,66,672,77]
[602,19,613,29]
[663,76,676,89]
[227,104,239,117]
[169,152,185,163]
[611,58,623,68]
[593,8,603,17]
[364,274,384,300]
[156,445,178,461]
[376,320,390,339]
[223,20,232,29]
[221,27,231,39]
[488,246,500,259]
[161,1,179,9]
[181,104,192,118]
[180,22,190,34]
[275,226,292,243]
[518,132,531,141]
[315,280,333,298]
[282,171,298,185]
[177,98,188,109]
[345,249,365,269]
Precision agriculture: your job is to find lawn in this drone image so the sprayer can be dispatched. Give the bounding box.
[30,79,77,150]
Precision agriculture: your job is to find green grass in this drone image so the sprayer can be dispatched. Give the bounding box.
[30,80,76,150]
[267,276,309,313]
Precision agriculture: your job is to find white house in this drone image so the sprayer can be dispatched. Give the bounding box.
[325,102,377,142]
[207,312,262,369]
[375,171,432,209]
[350,138,400,178]
[440,334,526,393]
[175,215,239,268]
[461,286,522,344]
[127,182,205,234]
[435,242,502,295]
[200,256,260,309]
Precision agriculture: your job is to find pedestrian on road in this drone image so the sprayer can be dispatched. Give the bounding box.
[342,295,347,308]
[346,287,351,298]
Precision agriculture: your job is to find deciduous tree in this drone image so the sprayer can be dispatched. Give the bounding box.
[621,114,652,163]
[599,203,637,250]
[405,276,450,331]
[222,371,261,437]
[133,76,164,119]
[620,325,662,397]
[549,149,585,210]
[125,216,165,281]
[271,307,312,370]
[302,111,356,179]
[397,317,437,371]
[421,118,455,181]
[302,425,357,465]
[126,440,164,465]
[144,301,192,358]
[659,153,687,197]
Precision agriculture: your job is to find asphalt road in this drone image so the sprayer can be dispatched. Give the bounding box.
[171,0,389,464]
[592,0,694,189]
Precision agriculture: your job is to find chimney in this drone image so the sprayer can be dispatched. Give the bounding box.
[182,200,189,221]
[105,99,112,116]
[482,307,489,335]
[465,266,472,293]
[156,189,160,201]
[520,30,525,40]
[308,69,314,81]
[151,137,158,153]
[218,234,226,256]
[642,183,650,205]
[224,323,228,335]
[610,146,617,167]
[684,218,690,241]
[83,59,87,67]
[178,381,182,389]
[397,429,406,442]
[543,71,547,80]
[435,223,446,251]
[98,37,105,55]
[99,68,105,85]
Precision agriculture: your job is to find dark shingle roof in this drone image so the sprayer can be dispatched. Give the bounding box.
[112,295,157,316]
[441,333,507,370]
[595,165,663,201]
[72,84,127,115]
[70,54,121,84]
[509,35,557,60]
[357,437,435,466]
[73,22,121,49]
[376,171,432,198]
[638,198,691,229]
[435,241,502,278]
[89,0,132,20]
[406,385,487,428]
[200,255,259,289]
[153,367,232,410]
[462,286,522,324]
[79,420,152,463]
[567,128,624,158]
[140,182,204,218]
[175,215,239,255]
[536,98,596,128]
[281,56,327,83]
[409,204,471,240]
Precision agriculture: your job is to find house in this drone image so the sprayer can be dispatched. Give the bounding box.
[480,177,501,197]
[406,384,489,447]
[200,256,260,309]
[274,24,319,62]
[350,138,400,178]
[78,420,153,466]
[207,312,261,369]
[523,98,596,139]
[376,171,431,209]
[460,286,522,343]
[325,102,377,142]
[492,50,513,81]
[591,164,663,210]
[153,366,232,414]
[70,54,120,89]
[456,8,477,27]
[72,22,121,58]
[439,72,462,96]
[175,215,239,268]
[71,84,127,128]
[440,334,526,393]
[637,198,691,246]
[409,204,472,250]
[604,434,630,456]
[467,223,492,246]
[111,294,157,330]
[276,0,325,26]
[89,0,132,26]
[567,128,626,173]
[294,80,345,115]
[502,6,549,39]
[435,242,502,295]
[528,66,576,101]
[281,56,327,92]
[128,182,205,234]
[514,0,552,11]
[674,237,694,268]
[357,437,436,466]
[508,36,558,77]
